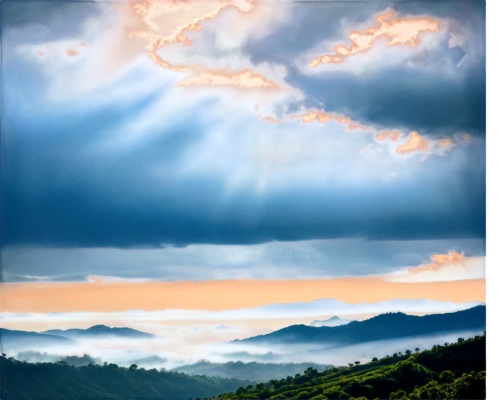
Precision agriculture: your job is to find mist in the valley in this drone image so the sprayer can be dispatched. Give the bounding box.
[2,310,482,369]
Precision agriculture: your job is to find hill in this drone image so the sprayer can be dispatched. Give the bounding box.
[310,316,352,328]
[215,334,486,399]
[0,328,83,353]
[0,356,253,399]
[14,351,64,363]
[174,361,332,382]
[15,352,99,367]
[43,324,155,339]
[236,306,486,347]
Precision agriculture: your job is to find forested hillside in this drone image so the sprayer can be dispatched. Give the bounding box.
[215,334,486,400]
[0,355,253,399]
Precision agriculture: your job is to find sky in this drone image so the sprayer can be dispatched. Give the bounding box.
[0,0,486,353]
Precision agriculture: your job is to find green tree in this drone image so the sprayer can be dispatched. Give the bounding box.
[129,364,138,371]
[439,370,455,383]
[389,389,407,400]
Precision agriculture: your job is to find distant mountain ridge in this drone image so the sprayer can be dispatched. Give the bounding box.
[0,329,80,352]
[214,325,234,331]
[212,298,485,318]
[236,306,486,347]
[310,316,352,327]
[43,325,154,339]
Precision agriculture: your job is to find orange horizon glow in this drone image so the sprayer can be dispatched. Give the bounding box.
[0,277,484,313]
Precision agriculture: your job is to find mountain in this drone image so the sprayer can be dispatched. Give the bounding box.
[216,334,486,400]
[42,324,154,339]
[99,349,154,366]
[236,306,486,347]
[14,350,64,363]
[1,355,254,399]
[0,329,80,352]
[214,325,234,331]
[310,316,352,327]
[174,361,332,381]
[212,299,484,318]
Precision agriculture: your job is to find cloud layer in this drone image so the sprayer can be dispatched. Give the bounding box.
[0,0,485,278]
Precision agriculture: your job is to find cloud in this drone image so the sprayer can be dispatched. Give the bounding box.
[22,40,89,62]
[1,2,485,286]
[376,130,401,142]
[395,131,462,157]
[1,238,485,283]
[259,108,373,134]
[359,144,375,155]
[388,255,484,284]
[396,131,428,154]
[150,2,485,139]
[308,8,440,68]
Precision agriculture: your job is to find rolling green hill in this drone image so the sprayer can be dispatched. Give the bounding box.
[0,355,253,399]
[174,361,332,382]
[215,334,486,400]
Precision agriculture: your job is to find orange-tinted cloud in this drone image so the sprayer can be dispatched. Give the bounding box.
[396,132,434,155]
[126,1,285,96]
[67,49,80,57]
[309,8,440,68]
[33,42,87,61]
[396,132,470,160]
[387,255,484,284]
[175,65,286,91]
[376,130,401,142]
[0,277,484,313]
[297,110,371,132]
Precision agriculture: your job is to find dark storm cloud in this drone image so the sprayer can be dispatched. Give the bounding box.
[245,0,485,136]
[1,238,485,282]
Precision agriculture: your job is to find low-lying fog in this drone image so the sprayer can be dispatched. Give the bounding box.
[2,311,481,365]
